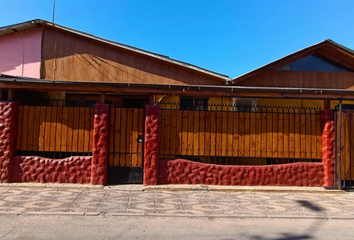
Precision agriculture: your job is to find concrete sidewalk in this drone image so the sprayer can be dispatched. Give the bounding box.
[0,183,352,219]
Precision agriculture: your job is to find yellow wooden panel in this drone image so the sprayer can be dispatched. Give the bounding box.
[300,114,306,159]
[289,113,295,159]
[305,114,312,159]
[244,112,250,157]
[266,112,273,158]
[239,112,245,157]
[283,113,290,159]
[261,112,267,158]
[277,112,284,158]
[255,112,262,158]
[271,112,278,157]
[221,111,228,156]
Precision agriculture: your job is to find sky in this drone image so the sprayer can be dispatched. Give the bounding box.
[1,0,354,79]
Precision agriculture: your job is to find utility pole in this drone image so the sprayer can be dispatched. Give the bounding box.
[52,0,56,23]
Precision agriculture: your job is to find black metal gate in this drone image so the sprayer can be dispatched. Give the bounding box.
[108,107,145,183]
[335,104,354,189]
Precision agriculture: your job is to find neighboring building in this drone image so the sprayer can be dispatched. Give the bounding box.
[0,20,353,189]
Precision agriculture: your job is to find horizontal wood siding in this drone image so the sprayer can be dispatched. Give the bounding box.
[237,70,354,89]
[41,27,224,86]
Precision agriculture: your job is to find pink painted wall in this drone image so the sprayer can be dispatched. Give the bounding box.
[0,27,42,78]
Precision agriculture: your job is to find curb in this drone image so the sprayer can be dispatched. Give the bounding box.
[143,185,346,194]
[1,211,353,220]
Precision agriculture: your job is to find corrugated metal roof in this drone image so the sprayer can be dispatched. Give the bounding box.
[0,19,229,81]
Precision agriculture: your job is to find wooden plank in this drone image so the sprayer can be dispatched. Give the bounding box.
[342,112,350,180]
[316,113,322,159]
[255,112,262,158]
[289,113,295,159]
[174,110,182,156]
[126,108,133,166]
[272,112,278,157]
[192,110,199,156]
[283,113,290,159]
[43,106,52,152]
[38,106,47,151]
[277,112,284,158]
[221,111,228,156]
[266,111,273,158]
[83,107,92,153]
[232,112,239,157]
[119,108,127,166]
[109,108,115,166]
[170,109,177,157]
[77,107,86,152]
[131,108,139,167]
[239,112,245,157]
[137,108,144,167]
[244,112,250,157]
[160,109,166,155]
[204,111,211,156]
[21,106,29,151]
[305,113,312,159]
[26,106,35,151]
[227,111,234,157]
[16,106,23,150]
[187,110,194,156]
[181,110,189,156]
[32,106,41,151]
[71,107,79,152]
[300,113,306,159]
[260,112,267,158]
[294,113,301,159]
[164,109,172,156]
[210,111,217,156]
[89,108,95,153]
[311,113,317,159]
[55,106,63,152]
[113,108,121,166]
[66,107,73,152]
[351,111,354,180]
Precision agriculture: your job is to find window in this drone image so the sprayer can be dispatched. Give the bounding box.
[278,53,353,72]
[180,97,208,110]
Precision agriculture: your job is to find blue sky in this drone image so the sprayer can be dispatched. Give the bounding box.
[1,0,354,79]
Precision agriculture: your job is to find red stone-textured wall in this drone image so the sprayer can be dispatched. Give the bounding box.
[143,105,160,185]
[0,102,17,183]
[158,159,324,186]
[13,156,92,183]
[321,110,335,187]
[91,104,110,185]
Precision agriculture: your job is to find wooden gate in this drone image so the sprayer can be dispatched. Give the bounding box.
[336,106,354,188]
[108,108,145,183]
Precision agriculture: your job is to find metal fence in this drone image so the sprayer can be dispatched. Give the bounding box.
[158,102,322,165]
[15,100,95,159]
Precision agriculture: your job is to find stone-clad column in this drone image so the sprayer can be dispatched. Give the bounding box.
[0,102,18,183]
[321,109,335,187]
[91,104,110,185]
[143,105,160,185]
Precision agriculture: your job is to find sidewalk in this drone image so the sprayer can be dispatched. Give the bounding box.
[0,183,352,219]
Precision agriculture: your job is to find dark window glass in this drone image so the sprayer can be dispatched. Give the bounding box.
[180,97,208,110]
[278,53,353,72]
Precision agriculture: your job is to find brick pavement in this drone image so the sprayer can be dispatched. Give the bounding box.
[0,184,353,219]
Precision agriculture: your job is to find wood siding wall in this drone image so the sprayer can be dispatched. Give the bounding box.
[41,27,224,86]
[160,109,322,160]
[16,105,94,153]
[236,70,354,89]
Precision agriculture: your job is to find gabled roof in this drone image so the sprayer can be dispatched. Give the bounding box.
[231,39,354,85]
[0,19,229,81]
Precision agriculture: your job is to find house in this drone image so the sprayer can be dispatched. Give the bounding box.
[0,20,353,188]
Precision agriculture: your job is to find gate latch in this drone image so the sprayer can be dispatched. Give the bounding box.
[138,135,144,143]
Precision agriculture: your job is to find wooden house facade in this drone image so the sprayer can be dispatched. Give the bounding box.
[0,20,353,188]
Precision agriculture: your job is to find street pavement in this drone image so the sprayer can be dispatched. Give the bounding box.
[0,184,353,219]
